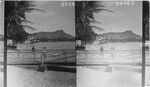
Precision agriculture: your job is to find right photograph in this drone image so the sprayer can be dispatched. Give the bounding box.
[76,1,149,87]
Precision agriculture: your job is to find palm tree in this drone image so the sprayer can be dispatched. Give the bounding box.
[75,1,111,47]
[4,2,44,86]
[5,1,42,43]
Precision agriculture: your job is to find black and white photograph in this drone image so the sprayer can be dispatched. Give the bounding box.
[5,1,76,87]
[76,1,150,87]
[0,0,150,87]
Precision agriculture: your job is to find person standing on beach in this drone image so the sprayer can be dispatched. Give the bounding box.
[42,47,47,59]
[111,47,115,60]
[41,47,47,67]
[32,46,36,58]
[100,46,104,53]
[38,47,47,72]
[100,46,104,62]
[106,47,115,72]
[32,46,35,52]
[100,46,104,56]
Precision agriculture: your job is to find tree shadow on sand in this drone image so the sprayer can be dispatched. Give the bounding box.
[13,63,76,73]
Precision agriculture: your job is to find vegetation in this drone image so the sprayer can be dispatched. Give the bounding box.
[143,1,149,40]
[36,37,75,42]
[106,38,142,43]
[75,1,111,45]
[5,1,40,44]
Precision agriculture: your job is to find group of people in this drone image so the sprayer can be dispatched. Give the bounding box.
[100,46,115,70]
[32,46,47,72]
[32,46,47,59]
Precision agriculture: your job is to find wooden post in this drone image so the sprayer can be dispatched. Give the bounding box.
[133,53,135,68]
[85,50,88,59]
[4,1,7,87]
[33,51,36,59]
[37,49,45,72]
[41,53,44,67]
[142,1,149,87]
[64,51,67,64]
[17,50,19,59]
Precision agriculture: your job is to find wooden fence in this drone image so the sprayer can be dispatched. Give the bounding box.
[7,49,76,65]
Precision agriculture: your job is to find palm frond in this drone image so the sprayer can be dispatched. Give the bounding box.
[91,25,105,31]
[21,25,37,31]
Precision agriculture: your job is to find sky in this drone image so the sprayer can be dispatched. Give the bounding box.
[0,1,3,35]
[0,1,144,36]
[25,1,75,36]
[93,1,142,35]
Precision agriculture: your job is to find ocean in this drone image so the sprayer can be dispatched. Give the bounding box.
[77,42,150,65]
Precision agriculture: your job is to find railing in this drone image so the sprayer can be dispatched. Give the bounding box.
[4,49,150,66]
[77,50,150,66]
[0,50,3,65]
[7,49,76,65]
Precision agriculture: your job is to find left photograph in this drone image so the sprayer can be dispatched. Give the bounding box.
[5,1,76,87]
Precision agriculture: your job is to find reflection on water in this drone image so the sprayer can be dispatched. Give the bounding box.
[86,42,142,51]
[78,42,150,65]
[17,42,75,50]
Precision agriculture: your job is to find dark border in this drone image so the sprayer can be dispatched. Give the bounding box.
[142,1,149,87]
[4,1,7,87]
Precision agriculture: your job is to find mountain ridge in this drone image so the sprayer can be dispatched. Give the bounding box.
[28,30,75,42]
[96,30,142,43]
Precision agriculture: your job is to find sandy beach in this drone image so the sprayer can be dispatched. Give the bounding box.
[77,65,150,87]
[0,47,3,87]
[7,65,76,87]
[0,69,3,87]
[6,42,76,87]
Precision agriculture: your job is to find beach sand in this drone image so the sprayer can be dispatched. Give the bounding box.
[0,72,3,87]
[7,66,76,87]
[77,66,150,87]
